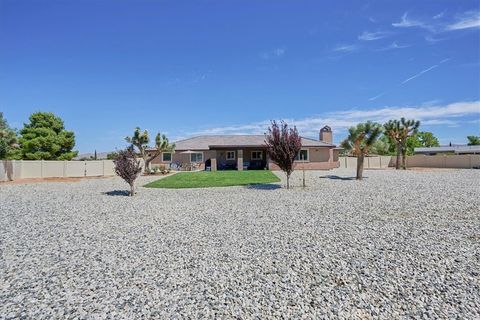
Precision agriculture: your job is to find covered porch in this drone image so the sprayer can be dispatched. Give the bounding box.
[206,148,268,171]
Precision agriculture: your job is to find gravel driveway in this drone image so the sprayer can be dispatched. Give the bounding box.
[1,169,479,319]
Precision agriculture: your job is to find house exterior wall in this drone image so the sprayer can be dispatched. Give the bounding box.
[309,148,330,162]
[215,148,267,166]
[268,147,339,170]
[268,161,338,170]
[150,146,339,170]
[151,150,215,170]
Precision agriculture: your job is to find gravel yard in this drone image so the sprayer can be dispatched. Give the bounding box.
[1,168,479,319]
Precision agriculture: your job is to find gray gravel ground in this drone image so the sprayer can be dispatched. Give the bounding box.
[1,168,479,319]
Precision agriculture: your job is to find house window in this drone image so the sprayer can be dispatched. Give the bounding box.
[295,149,309,161]
[162,152,172,162]
[190,152,203,162]
[251,151,263,160]
[226,151,236,160]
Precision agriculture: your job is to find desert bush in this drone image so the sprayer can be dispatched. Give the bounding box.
[159,164,170,174]
[114,148,142,196]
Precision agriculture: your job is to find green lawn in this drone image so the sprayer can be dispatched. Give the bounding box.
[144,170,280,189]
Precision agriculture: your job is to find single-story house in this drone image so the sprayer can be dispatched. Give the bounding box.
[414,145,480,155]
[149,126,340,171]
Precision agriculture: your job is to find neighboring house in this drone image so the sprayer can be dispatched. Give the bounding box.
[414,145,480,155]
[149,126,340,170]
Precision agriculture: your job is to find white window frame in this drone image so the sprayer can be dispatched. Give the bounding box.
[190,152,203,163]
[295,149,309,161]
[162,152,172,162]
[226,150,236,160]
[251,151,263,160]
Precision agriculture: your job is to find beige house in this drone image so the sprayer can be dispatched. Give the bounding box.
[149,126,340,171]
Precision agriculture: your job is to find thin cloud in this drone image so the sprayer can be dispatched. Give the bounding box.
[260,47,286,60]
[445,11,480,30]
[376,41,410,51]
[393,13,425,28]
[401,59,450,85]
[358,31,389,41]
[368,59,450,101]
[425,35,445,43]
[368,92,386,101]
[333,44,357,52]
[392,12,434,31]
[401,65,439,84]
[190,101,480,138]
[421,119,457,126]
[433,12,445,20]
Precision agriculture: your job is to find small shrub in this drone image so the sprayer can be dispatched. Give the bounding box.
[114,148,142,196]
[159,164,169,174]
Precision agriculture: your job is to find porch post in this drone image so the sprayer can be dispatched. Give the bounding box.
[211,151,217,171]
[237,149,243,171]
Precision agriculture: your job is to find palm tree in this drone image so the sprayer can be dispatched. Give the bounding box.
[384,118,420,169]
[341,122,382,180]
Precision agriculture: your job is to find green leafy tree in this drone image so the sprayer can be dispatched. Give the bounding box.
[467,135,480,145]
[19,112,78,160]
[369,135,392,155]
[0,113,18,159]
[384,118,420,169]
[405,135,422,156]
[126,127,175,173]
[417,131,440,148]
[404,131,440,155]
[107,151,119,160]
[341,121,382,180]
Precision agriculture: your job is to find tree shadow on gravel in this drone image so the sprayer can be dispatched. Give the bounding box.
[319,175,365,181]
[103,190,131,196]
[246,183,282,190]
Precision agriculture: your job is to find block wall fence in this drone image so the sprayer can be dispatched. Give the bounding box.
[337,155,480,169]
[0,160,116,182]
[1,155,479,182]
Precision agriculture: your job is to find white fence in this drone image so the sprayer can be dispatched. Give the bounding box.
[1,160,116,182]
[338,155,480,169]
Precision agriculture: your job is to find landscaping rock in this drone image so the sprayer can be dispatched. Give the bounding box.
[0,169,479,318]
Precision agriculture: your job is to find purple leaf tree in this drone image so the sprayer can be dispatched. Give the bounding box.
[264,120,302,189]
[114,148,142,196]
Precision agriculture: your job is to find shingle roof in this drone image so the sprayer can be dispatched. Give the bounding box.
[148,135,335,151]
[415,145,480,154]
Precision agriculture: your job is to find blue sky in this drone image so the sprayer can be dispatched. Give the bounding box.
[1,0,479,153]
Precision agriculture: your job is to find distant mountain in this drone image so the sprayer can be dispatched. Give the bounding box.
[73,151,113,160]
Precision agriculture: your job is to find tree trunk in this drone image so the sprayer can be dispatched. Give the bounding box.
[395,144,401,170]
[356,154,365,180]
[129,183,135,196]
[144,157,151,174]
[286,173,290,189]
[401,148,407,170]
[144,151,160,174]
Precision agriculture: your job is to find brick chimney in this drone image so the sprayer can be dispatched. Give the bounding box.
[319,125,332,143]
